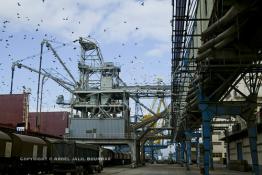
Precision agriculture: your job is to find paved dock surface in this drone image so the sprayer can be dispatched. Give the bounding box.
[99,164,252,175]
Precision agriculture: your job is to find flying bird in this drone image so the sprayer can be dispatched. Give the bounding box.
[17,2,21,6]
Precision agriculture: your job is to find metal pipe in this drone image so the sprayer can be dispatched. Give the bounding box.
[188,86,197,95]
[10,65,15,94]
[198,15,249,61]
[36,42,44,131]
[196,36,235,62]
[214,36,235,49]
[199,25,236,54]
[186,91,197,101]
[192,75,203,85]
[201,3,246,39]
[39,76,47,128]
[189,96,197,106]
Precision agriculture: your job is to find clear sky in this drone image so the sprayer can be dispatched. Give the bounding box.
[0,0,172,113]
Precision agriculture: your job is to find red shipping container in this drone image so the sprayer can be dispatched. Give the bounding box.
[0,94,26,128]
[29,111,69,137]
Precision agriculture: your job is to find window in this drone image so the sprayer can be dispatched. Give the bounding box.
[213,131,221,135]
[213,153,222,158]
[213,142,222,145]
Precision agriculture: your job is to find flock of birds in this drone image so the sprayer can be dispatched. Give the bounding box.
[0,0,168,110]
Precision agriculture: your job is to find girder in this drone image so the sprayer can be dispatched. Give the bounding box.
[172,0,262,174]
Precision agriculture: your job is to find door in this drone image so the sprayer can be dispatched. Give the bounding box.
[237,142,243,160]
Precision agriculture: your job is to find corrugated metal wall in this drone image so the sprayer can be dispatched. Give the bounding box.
[0,94,25,128]
[29,112,69,137]
[69,118,126,139]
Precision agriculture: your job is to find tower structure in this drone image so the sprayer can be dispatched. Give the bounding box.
[69,38,130,139]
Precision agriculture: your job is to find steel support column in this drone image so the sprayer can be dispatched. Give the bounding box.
[186,141,192,164]
[247,122,259,175]
[198,96,213,175]
[201,109,212,175]
[186,140,191,170]
[209,133,214,170]
[175,143,180,163]
[197,93,244,174]
[185,130,192,169]
[129,140,139,168]
[140,140,146,165]
[196,138,200,166]
[241,94,260,175]
[180,142,185,166]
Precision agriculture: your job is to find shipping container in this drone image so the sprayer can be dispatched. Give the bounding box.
[29,112,69,137]
[0,94,26,128]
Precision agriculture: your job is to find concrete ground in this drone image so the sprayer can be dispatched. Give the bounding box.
[99,164,252,175]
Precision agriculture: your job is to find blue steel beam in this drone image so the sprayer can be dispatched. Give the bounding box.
[175,143,180,162]
[186,140,192,165]
[196,137,200,166]
[200,105,212,175]
[180,142,185,166]
[247,125,259,175]
[185,130,192,167]
[197,97,248,174]
[197,90,213,175]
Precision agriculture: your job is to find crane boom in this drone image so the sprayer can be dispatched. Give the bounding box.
[11,62,74,94]
[42,40,77,84]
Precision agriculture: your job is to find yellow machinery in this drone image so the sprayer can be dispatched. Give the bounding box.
[141,78,167,144]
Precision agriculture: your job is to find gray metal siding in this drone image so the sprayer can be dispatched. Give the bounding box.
[69,118,126,138]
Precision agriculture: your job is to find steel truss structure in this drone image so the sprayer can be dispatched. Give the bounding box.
[171,0,199,139]
[172,0,262,174]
